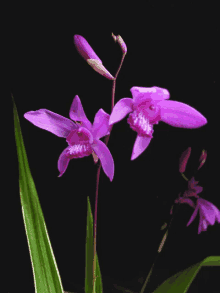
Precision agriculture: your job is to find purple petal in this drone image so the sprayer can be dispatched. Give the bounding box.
[92,109,111,140]
[198,219,208,234]
[131,135,152,160]
[109,98,133,125]
[186,204,199,226]
[157,100,207,128]
[176,197,196,208]
[57,147,71,177]
[91,139,114,181]
[199,198,219,225]
[66,127,93,145]
[69,95,92,130]
[73,35,102,62]
[130,86,170,104]
[24,109,77,138]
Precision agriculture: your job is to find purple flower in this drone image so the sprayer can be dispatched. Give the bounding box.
[182,177,203,198]
[187,198,220,234]
[24,95,114,181]
[109,86,207,160]
[179,147,191,173]
[73,35,114,80]
[197,149,207,170]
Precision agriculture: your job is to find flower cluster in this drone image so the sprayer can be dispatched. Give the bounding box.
[176,148,220,233]
[23,33,219,235]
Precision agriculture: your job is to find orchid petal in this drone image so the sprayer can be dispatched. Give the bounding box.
[91,139,114,181]
[176,197,196,208]
[57,147,71,177]
[199,198,218,225]
[92,109,111,140]
[69,95,92,130]
[130,86,170,104]
[109,98,133,125]
[157,100,207,128]
[24,109,77,138]
[66,127,93,145]
[198,219,208,234]
[131,135,152,160]
[186,204,199,226]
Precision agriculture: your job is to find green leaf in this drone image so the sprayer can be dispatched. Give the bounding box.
[85,196,103,293]
[152,256,220,293]
[12,94,64,293]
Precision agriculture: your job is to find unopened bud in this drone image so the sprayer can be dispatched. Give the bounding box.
[74,34,114,80]
[112,32,127,54]
[197,149,207,170]
[179,147,191,173]
[87,59,115,80]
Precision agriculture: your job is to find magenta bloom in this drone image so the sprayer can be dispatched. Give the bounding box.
[175,177,220,233]
[74,34,114,80]
[179,147,192,173]
[109,86,207,160]
[24,95,114,181]
[187,198,220,234]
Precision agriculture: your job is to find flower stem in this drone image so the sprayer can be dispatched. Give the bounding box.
[92,47,127,293]
[139,202,181,293]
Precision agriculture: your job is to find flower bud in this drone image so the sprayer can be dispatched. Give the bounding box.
[179,147,191,173]
[197,149,207,170]
[73,34,115,80]
[112,33,127,54]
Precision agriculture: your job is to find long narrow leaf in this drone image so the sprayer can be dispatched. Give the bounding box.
[12,94,64,293]
[85,196,103,293]
[152,256,220,293]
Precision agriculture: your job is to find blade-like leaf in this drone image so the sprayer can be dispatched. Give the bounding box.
[85,196,103,293]
[12,94,64,293]
[152,256,220,293]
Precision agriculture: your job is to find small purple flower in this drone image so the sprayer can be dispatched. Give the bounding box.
[186,198,220,234]
[179,147,191,173]
[74,35,114,80]
[109,86,207,160]
[182,177,203,198]
[24,95,114,181]
[175,176,220,233]
[197,149,207,170]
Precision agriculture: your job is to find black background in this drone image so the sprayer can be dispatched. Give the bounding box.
[6,2,220,293]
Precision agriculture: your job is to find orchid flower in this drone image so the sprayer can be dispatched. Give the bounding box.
[175,176,220,233]
[24,95,114,181]
[74,34,115,80]
[186,198,220,234]
[109,86,207,160]
[177,197,220,234]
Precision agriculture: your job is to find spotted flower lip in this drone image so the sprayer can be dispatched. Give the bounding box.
[73,34,115,80]
[109,86,208,160]
[24,95,114,181]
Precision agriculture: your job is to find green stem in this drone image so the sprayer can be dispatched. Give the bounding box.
[92,44,127,293]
